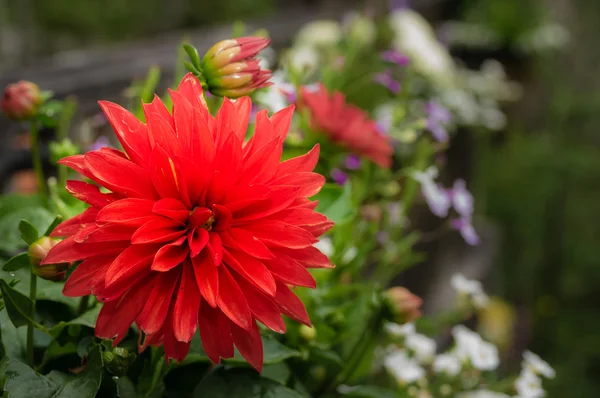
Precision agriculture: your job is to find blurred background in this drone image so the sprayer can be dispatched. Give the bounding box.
[1,0,598,396]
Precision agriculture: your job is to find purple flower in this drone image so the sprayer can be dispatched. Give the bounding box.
[345,154,361,170]
[412,166,451,218]
[381,50,410,67]
[331,168,348,185]
[89,135,112,151]
[425,101,451,143]
[373,71,401,95]
[451,218,480,246]
[449,179,474,219]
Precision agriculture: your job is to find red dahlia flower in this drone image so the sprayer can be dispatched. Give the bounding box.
[43,73,333,371]
[300,84,393,168]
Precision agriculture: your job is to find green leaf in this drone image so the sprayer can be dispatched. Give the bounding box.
[338,386,400,398]
[48,306,101,338]
[183,44,201,68]
[43,215,63,237]
[1,308,26,360]
[192,367,305,398]
[0,278,34,328]
[320,182,355,225]
[261,362,291,385]
[2,253,30,272]
[18,220,39,246]
[0,346,103,398]
[114,376,137,398]
[0,207,54,254]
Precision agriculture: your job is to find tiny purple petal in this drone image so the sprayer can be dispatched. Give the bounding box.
[451,218,480,246]
[331,168,348,186]
[450,179,474,219]
[428,121,449,143]
[422,182,451,218]
[89,135,112,151]
[426,101,451,124]
[373,72,402,95]
[381,50,410,67]
[345,154,361,170]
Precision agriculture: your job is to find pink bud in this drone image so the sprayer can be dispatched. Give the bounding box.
[29,237,69,282]
[384,287,423,323]
[1,80,42,121]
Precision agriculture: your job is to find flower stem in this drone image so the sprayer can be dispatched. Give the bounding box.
[29,120,48,208]
[27,274,37,367]
[77,295,90,315]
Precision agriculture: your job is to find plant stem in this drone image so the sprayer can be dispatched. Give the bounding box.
[27,274,37,367]
[77,295,90,315]
[29,120,48,208]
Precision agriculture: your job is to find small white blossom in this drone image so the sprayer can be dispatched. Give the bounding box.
[523,351,555,379]
[515,368,545,398]
[458,390,511,398]
[385,322,416,337]
[451,273,489,308]
[384,349,425,384]
[452,325,499,371]
[255,71,296,113]
[295,20,342,47]
[433,353,461,376]
[286,46,320,73]
[405,333,436,363]
[411,166,451,218]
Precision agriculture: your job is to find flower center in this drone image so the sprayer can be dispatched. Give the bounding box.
[188,207,215,231]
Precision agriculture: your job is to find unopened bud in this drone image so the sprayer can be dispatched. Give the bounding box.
[103,347,136,376]
[29,237,68,281]
[201,37,272,98]
[384,287,423,323]
[299,324,317,341]
[1,80,42,121]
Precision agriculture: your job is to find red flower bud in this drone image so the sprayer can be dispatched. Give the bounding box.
[29,237,69,281]
[384,287,423,323]
[1,80,42,121]
[202,37,272,98]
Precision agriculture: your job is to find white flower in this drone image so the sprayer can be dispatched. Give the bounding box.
[458,390,511,398]
[411,166,451,218]
[515,368,545,398]
[385,322,415,337]
[343,11,377,46]
[295,20,342,47]
[523,351,555,379]
[384,349,425,384]
[450,179,474,218]
[255,71,295,113]
[389,9,455,87]
[452,325,499,371]
[451,273,489,308]
[286,46,320,73]
[314,237,334,257]
[433,353,461,376]
[405,333,436,363]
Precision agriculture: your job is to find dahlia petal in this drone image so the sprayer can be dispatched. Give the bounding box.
[269,105,294,141]
[177,73,210,122]
[243,109,273,157]
[151,236,189,272]
[231,96,252,141]
[192,251,219,307]
[211,132,242,193]
[58,155,94,180]
[50,207,99,237]
[242,137,281,184]
[72,224,99,243]
[277,144,320,176]
[77,223,136,243]
[105,245,156,287]
[143,95,175,142]
[175,156,209,206]
[272,172,325,197]
[163,309,192,363]
[274,281,311,326]
[188,207,211,227]
[131,217,185,244]
[235,276,285,333]
[137,268,181,334]
[169,89,196,158]
[150,145,183,202]
[63,256,113,297]
[206,232,223,266]
[66,180,120,208]
[42,236,128,264]
[138,328,164,353]
[223,250,276,297]
[198,302,234,363]
[98,101,152,167]
[212,204,232,231]
[152,198,190,223]
[217,266,252,331]
[96,198,155,226]
[305,221,335,236]
[172,260,201,342]
[230,320,263,372]
[188,227,209,257]
[277,208,330,227]
[274,246,334,268]
[84,151,157,199]
[265,254,316,288]
[220,228,274,260]
[222,184,270,211]
[232,186,300,223]
[95,279,153,345]
[245,220,318,248]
